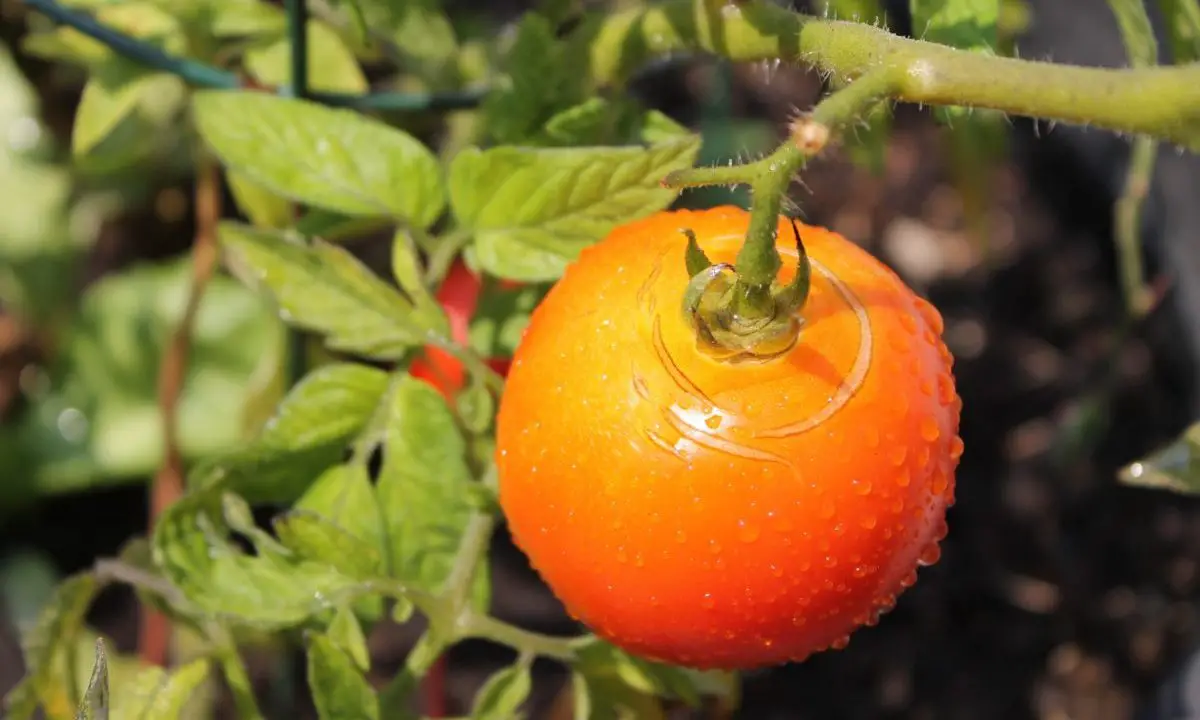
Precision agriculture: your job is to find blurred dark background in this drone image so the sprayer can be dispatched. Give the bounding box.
[1,0,1200,718]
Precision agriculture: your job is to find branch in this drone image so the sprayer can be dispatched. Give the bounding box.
[587,0,1200,150]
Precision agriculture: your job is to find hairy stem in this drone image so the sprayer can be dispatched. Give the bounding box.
[459,612,577,662]
[141,158,222,667]
[587,0,1200,149]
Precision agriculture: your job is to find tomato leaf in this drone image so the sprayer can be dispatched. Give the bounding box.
[483,13,582,144]
[103,655,210,720]
[276,463,386,578]
[220,222,438,361]
[470,663,532,720]
[1119,421,1200,495]
[468,283,545,359]
[152,477,366,630]
[376,376,488,606]
[3,573,99,720]
[307,632,381,720]
[76,638,108,720]
[391,230,451,334]
[327,606,371,672]
[210,1,287,37]
[72,63,158,157]
[244,20,368,93]
[198,361,388,503]
[1158,0,1200,62]
[193,91,445,226]
[449,138,700,282]
[227,170,294,230]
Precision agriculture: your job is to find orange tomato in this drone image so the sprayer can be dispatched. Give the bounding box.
[495,206,963,670]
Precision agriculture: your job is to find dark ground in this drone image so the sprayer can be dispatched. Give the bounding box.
[2,1,1200,719]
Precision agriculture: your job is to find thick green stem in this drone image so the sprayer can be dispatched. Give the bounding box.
[459,612,576,661]
[735,69,897,294]
[587,0,1200,150]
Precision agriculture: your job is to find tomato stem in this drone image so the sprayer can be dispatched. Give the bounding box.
[673,70,894,359]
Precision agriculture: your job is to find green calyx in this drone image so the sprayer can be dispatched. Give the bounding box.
[681,219,812,362]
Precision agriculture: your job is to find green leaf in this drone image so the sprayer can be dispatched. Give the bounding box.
[450,138,700,282]
[391,230,451,334]
[638,110,693,145]
[220,222,437,361]
[76,638,108,720]
[274,463,386,578]
[3,573,99,720]
[210,0,287,37]
[483,13,582,144]
[1107,0,1159,67]
[328,606,371,672]
[572,638,702,712]
[203,361,389,503]
[376,376,487,606]
[244,20,368,93]
[72,64,158,157]
[1119,421,1200,494]
[307,633,380,720]
[538,98,618,146]
[227,170,294,230]
[1158,0,1200,62]
[108,657,209,720]
[471,663,532,720]
[152,480,366,629]
[23,257,283,492]
[193,91,445,226]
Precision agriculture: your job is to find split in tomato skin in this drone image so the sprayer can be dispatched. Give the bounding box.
[495,206,963,670]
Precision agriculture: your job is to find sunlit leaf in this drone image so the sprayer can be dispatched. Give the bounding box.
[470,663,532,720]
[201,361,389,503]
[376,376,487,606]
[244,20,368,93]
[220,222,438,360]
[75,638,108,720]
[1158,0,1200,62]
[328,606,371,672]
[450,138,700,281]
[483,13,583,144]
[194,91,445,226]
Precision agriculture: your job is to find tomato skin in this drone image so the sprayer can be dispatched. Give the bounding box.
[495,206,963,670]
[410,259,513,400]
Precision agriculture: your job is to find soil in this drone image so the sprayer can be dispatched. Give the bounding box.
[2,2,1200,719]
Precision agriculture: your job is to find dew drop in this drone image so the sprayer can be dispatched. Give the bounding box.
[675,529,687,544]
[792,615,806,627]
[709,540,722,554]
[918,445,931,469]
[859,515,877,530]
[761,638,774,649]
[888,445,908,466]
[918,542,942,566]
[701,593,715,609]
[864,425,881,448]
[937,373,957,404]
[831,636,850,650]
[634,554,645,568]
[895,468,911,488]
[852,478,872,496]
[738,520,761,543]
[919,378,935,397]
[799,559,812,572]
[919,416,940,442]
[932,471,949,495]
[852,565,870,578]
[770,563,784,577]
[900,570,918,588]
[898,312,918,333]
[823,555,838,569]
[949,435,965,460]
[705,414,722,430]
[819,499,835,519]
[617,548,628,564]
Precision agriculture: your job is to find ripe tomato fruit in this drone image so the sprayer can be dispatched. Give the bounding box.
[410,259,513,400]
[495,206,963,670]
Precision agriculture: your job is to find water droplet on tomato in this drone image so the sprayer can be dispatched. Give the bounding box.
[701,593,715,609]
[864,425,881,448]
[823,555,838,569]
[819,499,835,519]
[938,373,957,404]
[705,414,722,429]
[761,638,774,648]
[675,529,687,543]
[918,542,941,566]
[888,445,907,466]
[918,444,931,469]
[900,570,918,588]
[770,563,783,577]
[860,514,877,530]
[895,467,911,488]
[949,435,965,460]
[899,312,918,333]
[920,416,940,442]
[932,470,949,495]
[737,520,760,543]
[852,478,872,496]
[919,378,935,396]
[792,615,806,627]
[709,540,722,554]
[831,635,850,650]
[617,548,628,563]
